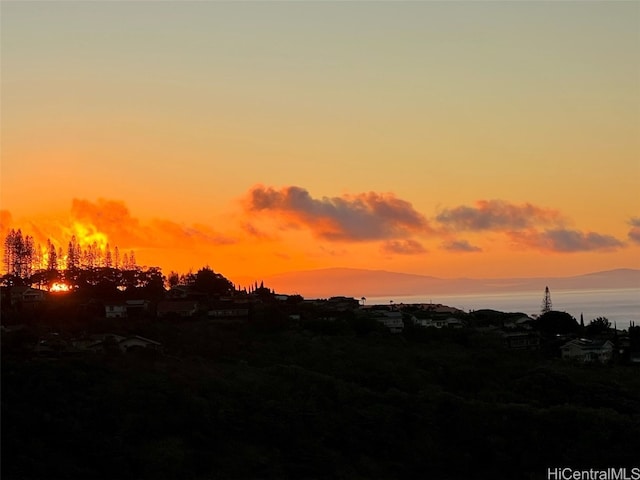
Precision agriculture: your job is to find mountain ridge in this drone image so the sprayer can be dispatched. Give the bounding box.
[254,267,640,298]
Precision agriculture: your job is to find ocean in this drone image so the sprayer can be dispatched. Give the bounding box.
[367,288,640,330]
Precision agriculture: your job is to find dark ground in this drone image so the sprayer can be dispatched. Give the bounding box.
[3,318,639,480]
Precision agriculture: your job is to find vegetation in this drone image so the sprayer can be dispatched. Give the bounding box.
[3,317,639,480]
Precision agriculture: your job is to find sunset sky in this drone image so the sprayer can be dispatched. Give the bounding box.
[2,1,639,287]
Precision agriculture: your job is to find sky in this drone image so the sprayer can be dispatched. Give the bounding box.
[1,0,639,287]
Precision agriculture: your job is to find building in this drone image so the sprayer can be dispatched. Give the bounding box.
[9,286,47,309]
[372,311,404,333]
[157,300,200,318]
[561,338,614,363]
[501,331,540,350]
[105,302,128,319]
[414,317,466,329]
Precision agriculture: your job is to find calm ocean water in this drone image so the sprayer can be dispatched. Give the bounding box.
[367,288,640,330]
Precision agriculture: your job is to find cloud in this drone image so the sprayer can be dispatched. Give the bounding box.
[509,228,625,252]
[441,239,482,253]
[245,185,430,241]
[436,200,563,231]
[0,210,12,236]
[71,198,147,246]
[381,239,427,255]
[150,219,235,247]
[15,198,237,250]
[241,222,275,240]
[629,217,640,245]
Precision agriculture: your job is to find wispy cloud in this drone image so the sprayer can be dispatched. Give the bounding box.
[381,239,427,255]
[441,239,482,253]
[245,185,430,241]
[509,228,624,252]
[628,217,640,245]
[150,219,235,247]
[436,200,562,231]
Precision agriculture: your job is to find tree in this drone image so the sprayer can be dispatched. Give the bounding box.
[586,317,611,335]
[534,310,579,335]
[193,267,234,297]
[167,271,180,289]
[66,236,80,271]
[541,286,552,314]
[46,239,58,271]
[104,244,113,268]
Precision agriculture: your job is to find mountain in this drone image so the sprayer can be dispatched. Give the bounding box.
[260,267,640,299]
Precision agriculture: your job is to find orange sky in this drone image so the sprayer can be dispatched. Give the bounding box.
[1,1,639,287]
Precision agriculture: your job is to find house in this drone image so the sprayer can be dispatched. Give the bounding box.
[105,302,128,319]
[125,299,151,316]
[372,311,404,333]
[157,300,199,318]
[73,334,126,352]
[561,338,614,363]
[166,286,190,299]
[502,331,540,350]
[414,317,466,329]
[327,296,360,311]
[503,316,535,330]
[208,307,249,318]
[9,286,47,308]
[73,334,161,354]
[420,303,465,315]
[118,335,162,353]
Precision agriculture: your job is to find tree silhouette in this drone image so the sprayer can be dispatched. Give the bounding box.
[192,267,234,297]
[534,310,579,335]
[586,317,611,335]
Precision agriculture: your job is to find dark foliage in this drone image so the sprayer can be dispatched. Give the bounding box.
[3,320,639,480]
[534,310,579,335]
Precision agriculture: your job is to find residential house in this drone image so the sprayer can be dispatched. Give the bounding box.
[502,331,540,350]
[415,317,466,329]
[9,286,47,309]
[125,299,151,316]
[119,335,162,353]
[208,307,250,320]
[561,338,614,363]
[105,302,128,319]
[372,311,404,333]
[157,300,199,318]
[73,334,161,354]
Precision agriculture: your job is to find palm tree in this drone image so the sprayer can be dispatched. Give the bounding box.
[361,296,366,306]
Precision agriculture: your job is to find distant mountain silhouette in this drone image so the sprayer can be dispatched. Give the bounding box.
[257,267,640,298]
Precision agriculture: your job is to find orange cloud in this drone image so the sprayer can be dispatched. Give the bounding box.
[436,200,563,231]
[4,199,236,256]
[508,228,625,252]
[441,239,482,253]
[70,198,147,246]
[245,185,430,241]
[381,239,427,255]
[629,217,640,245]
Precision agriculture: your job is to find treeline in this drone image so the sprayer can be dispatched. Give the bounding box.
[2,228,170,294]
[3,228,137,281]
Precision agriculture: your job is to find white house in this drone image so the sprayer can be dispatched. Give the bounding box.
[561,338,614,363]
[414,317,465,329]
